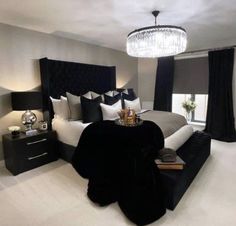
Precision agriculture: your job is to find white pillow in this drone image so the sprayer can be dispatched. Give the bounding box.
[83,91,92,99]
[91,91,104,101]
[122,89,129,95]
[165,125,194,151]
[50,97,61,117]
[60,96,70,119]
[91,91,100,99]
[124,98,141,113]
[100,100,122,120]
[104,90,120,97]
[105,90,114,97]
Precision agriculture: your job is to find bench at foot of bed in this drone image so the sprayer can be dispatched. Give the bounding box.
[160,131,211,210]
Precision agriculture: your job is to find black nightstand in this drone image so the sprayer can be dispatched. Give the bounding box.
[2,130,58,175]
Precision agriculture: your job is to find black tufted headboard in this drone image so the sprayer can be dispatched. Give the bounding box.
[39,57,116,127]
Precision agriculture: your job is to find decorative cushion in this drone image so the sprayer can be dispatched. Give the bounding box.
[122,92,136,101]
[124,98,142,113]
[104,93,122,105]
[66,92,93,120]
[81,96,103,123]
[91,91,104,102]
[116,88,137,108]
[100,100,122,120]
[116,88,136,99]
[90,91,99,98]
[105,90,114,97]
[83,91,92,99]
[66,92,82,120]
[50,97,61,117]
[60,96,70,119]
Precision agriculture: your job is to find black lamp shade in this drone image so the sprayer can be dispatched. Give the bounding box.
[11,91,42,110]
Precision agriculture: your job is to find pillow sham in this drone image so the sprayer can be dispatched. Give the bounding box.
[83,91,92,99]
[66,92,82,120]
[104,93,121,105]
[90,91,100,99]
[105,90,114,97]
[91,91,104,102]
[117,88,137,100]
[100,100,122,120]
[50,97,61,117]
[122,92,136,101]
[81,96,103,123]
[60,96,70,119]
[124,97,142,113]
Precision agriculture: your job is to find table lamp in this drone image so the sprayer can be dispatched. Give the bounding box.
[11,91,42,132]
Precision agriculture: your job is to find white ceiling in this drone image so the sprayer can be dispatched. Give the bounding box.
[0,0,236,53]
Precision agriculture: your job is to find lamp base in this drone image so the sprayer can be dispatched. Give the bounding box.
[21,110,37,131]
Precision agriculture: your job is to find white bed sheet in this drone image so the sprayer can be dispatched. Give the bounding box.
[52,116,90,147]
[52,116,193,151]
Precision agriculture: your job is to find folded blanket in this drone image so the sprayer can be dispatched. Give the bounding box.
[71,120,166,225]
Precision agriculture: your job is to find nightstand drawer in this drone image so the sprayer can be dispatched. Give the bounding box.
[2,130,58,175]
[26,138,48,146]
[19,148,56,173]
[21,137,54,158]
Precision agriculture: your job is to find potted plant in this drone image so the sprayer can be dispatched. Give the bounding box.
[182,99,196,121]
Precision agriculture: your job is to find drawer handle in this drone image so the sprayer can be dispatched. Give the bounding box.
[28,152,48,160]
[27,138,47,145]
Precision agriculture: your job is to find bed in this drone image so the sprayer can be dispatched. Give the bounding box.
[39,57,211,210]
[40,57,191,160]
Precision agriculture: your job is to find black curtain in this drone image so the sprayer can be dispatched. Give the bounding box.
[153,57,174,111]
[205,48,236,142]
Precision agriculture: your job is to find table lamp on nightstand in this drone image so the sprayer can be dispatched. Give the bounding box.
[11,91,42,134]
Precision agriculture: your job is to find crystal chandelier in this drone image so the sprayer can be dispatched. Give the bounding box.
[126,11,187,58]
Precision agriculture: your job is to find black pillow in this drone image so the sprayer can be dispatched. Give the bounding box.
[81,96,103,123]
[116,89,136,99]
[122,92,136,101]
[104,93,121,105]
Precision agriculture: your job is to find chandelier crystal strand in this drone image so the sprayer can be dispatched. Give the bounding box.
[126,11,187,58]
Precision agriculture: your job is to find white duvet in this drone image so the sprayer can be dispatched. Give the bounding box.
[52,115,193,151]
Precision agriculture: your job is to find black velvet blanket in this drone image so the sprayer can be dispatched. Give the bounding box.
[71,120,166,225]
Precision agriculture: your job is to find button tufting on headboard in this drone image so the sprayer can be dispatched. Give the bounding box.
[39,57,116,128]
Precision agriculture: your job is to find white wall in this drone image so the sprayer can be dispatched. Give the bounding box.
[0,23,138,160]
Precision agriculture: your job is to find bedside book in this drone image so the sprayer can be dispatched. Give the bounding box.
[155,156,185,170]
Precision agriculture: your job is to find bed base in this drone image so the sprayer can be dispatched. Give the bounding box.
[58,141,75,162]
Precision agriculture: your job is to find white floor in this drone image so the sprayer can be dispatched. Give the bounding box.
[0,140,236,226]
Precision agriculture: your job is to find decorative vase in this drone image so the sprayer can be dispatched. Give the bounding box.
[186,111,191,122]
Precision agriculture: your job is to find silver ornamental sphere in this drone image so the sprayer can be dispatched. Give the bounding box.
[21,110,37,130]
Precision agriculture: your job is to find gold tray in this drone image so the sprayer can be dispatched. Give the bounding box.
[114,119,143,127]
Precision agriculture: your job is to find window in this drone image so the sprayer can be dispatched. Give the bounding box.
[172,94,208,123]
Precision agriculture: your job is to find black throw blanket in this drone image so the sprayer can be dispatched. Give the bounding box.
[71,120,166,225]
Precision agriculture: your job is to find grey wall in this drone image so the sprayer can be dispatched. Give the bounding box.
[138,58,157,107]
[0,23,138,160]
[233,50,236,128]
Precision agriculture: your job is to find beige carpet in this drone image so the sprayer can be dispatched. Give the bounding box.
[0,139,236,226]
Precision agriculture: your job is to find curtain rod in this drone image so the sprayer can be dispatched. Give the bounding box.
[181,45,236,55]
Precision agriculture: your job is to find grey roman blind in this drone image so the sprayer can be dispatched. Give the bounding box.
[173,57,209,94]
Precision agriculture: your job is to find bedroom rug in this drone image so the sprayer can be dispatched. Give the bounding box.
[0,139,235,226]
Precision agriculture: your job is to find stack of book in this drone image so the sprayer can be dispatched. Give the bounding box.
[155,156,185,170]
